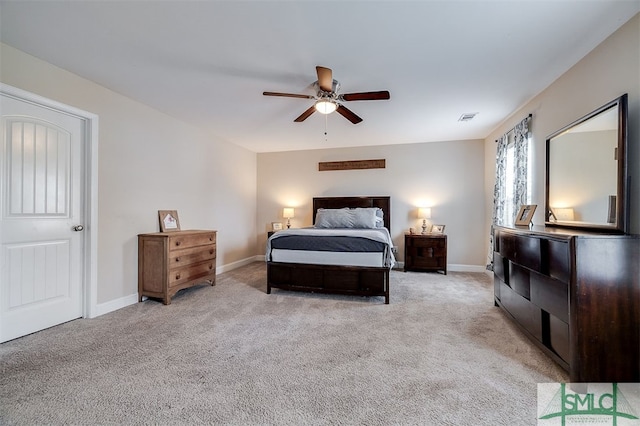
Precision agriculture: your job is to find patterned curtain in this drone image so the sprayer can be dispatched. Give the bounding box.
[512,118,531,209]
[486,135,508,271]
[486,116,530,270]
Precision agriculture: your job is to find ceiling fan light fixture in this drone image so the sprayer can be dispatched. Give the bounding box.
[315,99,338,114]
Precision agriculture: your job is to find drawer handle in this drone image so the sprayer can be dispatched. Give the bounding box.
[175,257,181,262]
[209,236,213,241]
[209,249,214,255]
[175,241,181,246]
[209,264,213,270]
[175,273,181,280]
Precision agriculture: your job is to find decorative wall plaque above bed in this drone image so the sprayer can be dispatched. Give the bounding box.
[318,159,385,171]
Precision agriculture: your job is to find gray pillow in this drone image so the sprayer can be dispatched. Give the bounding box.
[315,208,380,229]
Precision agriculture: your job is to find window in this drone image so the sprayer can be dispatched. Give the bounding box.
[495,123,532,226]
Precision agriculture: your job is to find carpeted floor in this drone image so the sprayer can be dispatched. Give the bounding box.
[0,262,568,425]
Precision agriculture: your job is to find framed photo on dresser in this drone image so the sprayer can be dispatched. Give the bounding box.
[158,210,181,232]
[515,204,537,226]
[431,224,445,234]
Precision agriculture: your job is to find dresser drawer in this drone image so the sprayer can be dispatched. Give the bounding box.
[549,314,570,363]
[500,282,542,341]
[407,237,445,249]
[530,272,568,323]
[169,260,216,286]
[170,245,216,268]
[493,252,507,284]
[509,262,530,299]
[546,239,570,282]
[411,253,445,269]
[169,232,216,251]
[500,232,541,272]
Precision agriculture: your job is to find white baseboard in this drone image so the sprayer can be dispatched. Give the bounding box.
[448,264,487,273]
[91,293,139,318]
[217,256,263,273]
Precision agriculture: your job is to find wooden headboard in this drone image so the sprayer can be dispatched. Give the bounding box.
[312,196,391,232]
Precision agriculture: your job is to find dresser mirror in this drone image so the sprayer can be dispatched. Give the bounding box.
[545,94,628,233]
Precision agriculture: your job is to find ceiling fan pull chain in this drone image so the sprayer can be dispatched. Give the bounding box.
[325,113,328,140]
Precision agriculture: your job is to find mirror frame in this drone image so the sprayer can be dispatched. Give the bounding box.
[545,93,628,233]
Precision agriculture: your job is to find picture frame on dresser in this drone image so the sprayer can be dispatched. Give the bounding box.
[272,222,283,231]
[515,204,536,226]
[431,224,445,234]
[158,210,180,232]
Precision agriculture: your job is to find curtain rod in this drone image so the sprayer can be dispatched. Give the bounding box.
[495,113,532,142]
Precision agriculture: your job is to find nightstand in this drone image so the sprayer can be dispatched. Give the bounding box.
[404,233,447,274]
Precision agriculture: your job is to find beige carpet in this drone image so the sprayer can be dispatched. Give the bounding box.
[0,262,567,425]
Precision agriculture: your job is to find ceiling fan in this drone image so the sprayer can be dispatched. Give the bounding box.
[263,66,390,124]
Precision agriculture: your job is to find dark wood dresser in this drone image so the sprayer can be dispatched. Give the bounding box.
[138,230,217,304]
[493,225,639,383]
[404,233,447,274]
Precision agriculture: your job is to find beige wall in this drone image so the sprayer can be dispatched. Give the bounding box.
[1,43,258,306]
[484,13,640,241]
[257,140,487,270]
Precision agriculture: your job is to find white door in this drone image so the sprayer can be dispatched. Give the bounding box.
[0,93,85,343]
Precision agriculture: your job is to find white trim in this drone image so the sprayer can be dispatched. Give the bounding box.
[216,256,261,274]
[0,84,100,319]
[448,264,487,273]
[93,293,138,317]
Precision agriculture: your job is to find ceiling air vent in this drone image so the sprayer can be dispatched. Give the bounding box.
[458,112,478,122]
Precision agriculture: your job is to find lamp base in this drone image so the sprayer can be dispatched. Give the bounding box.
[421,220,428,234]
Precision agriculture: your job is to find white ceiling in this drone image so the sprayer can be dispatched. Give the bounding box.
[1,1,638,153]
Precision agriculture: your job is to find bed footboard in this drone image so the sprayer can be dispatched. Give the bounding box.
[267,261,390,304]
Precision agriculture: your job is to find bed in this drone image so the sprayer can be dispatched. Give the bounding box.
[266,196,394,304]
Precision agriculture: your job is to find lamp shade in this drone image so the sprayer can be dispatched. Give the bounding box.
[553,207,574,221]
[283,208,295,219]
[418,207,432,219]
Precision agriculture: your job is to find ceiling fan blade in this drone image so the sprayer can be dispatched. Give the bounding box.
[316,66,333,92]
[263,91,314,99]
[294,105,317,122]
[336,105,363,124]
[342,91,390,101]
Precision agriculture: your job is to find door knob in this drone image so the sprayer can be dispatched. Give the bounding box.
[73,225,84,232]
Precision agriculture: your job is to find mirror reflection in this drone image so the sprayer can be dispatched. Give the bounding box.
[547,105,618,227]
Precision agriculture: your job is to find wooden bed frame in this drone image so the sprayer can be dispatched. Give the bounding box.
[267,196,391,304]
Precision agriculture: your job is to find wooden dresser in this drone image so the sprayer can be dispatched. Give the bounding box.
[404,233,447,274]
[493,225,639,383]
[138,230,217,304]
